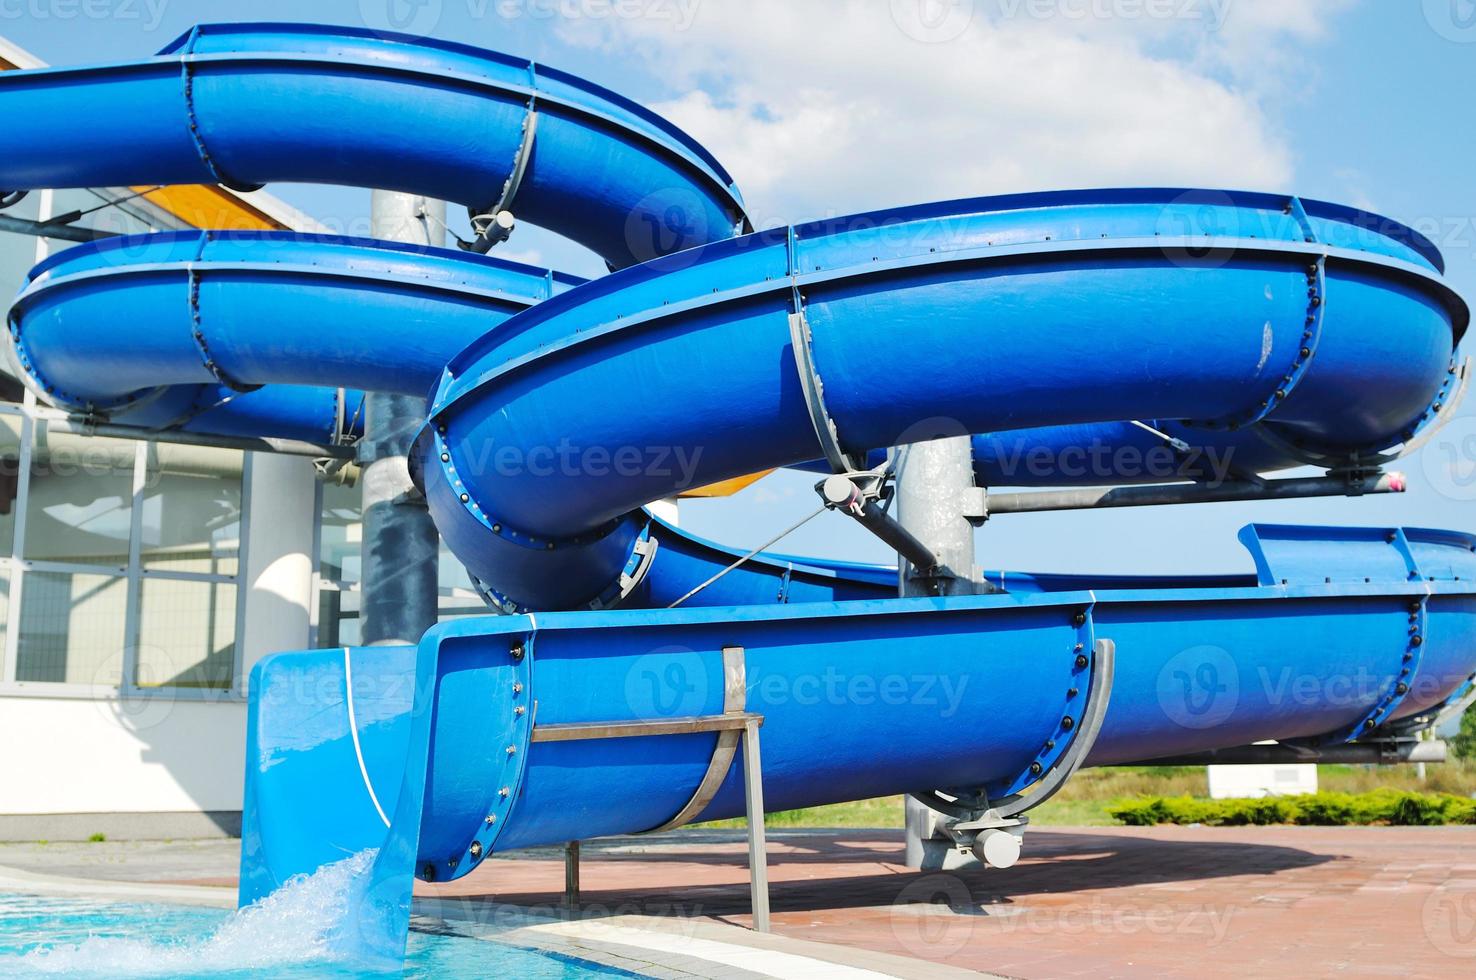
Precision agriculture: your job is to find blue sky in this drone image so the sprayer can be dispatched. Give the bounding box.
[5,0,1472,577]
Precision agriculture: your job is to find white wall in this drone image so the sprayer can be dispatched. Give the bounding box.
[0,452,317,818]
[0,695,246,814]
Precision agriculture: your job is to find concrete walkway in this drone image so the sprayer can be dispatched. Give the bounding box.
[4,826,1475,977]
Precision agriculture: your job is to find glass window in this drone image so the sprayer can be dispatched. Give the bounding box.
[0,192,43,286]
[318,585,360,648]
[23,425,135,569]
[0,413,23,557]
[15,569,127,686]
[0,567,9,677]
[135,578,237,690]
[139,445,243,575]
[48,189,160,238]
[319,481,362,584]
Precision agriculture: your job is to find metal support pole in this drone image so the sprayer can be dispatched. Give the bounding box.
[564,840,581,910]
[742,717,771,933]
[359,191,443,646]
[894,435,979,869]
[981,471,1407,517]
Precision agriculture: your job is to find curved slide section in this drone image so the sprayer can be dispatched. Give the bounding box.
[0,22,747,269]
[423,190,1467,609]
[7,230,582,432]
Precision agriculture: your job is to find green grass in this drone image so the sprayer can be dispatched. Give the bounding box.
[695,760,1476,830]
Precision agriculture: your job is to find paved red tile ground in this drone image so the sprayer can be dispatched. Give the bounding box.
[407,826,1476,979]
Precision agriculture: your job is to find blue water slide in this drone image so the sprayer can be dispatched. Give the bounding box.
[421,190,1466,610]
[238,522,1476,956]
[3,24,1474,968]
[5,230,584,434]
[0,22,747,268]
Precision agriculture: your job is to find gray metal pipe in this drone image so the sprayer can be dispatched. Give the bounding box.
[0,213,112,242]
[820,475,942,578]
[359,191,443,646]
[1117,738,1446,767]
[40,416,354,459]
[985,471,1406,516]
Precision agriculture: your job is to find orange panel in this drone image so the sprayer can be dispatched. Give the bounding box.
[135,185,286,231]
[678,469,774,498]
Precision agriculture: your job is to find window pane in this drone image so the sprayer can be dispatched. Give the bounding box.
[49,189,162,238]
[140,445,243,575]
[15,569,126,686]
[0,413,22,557]
[136,578,236,690]
[317,586,360,648]
[23,426,135,569]
[0,192,43,288]
[0,566,9,676]
[320,481,361,583]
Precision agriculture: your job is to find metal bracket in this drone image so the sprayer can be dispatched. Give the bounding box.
[818,473,941,575]
[959,485,989,526]
[788,305,866,473]
[588,533,659,611]
[649,646,749,832]
[464,103,538,254]
[1318,590,1430,745]
[913,636,1115,822]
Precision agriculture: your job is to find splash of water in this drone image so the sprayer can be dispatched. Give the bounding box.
[14,849,379,976]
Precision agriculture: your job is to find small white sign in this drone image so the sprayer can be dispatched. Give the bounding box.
[1207,763,1318,799]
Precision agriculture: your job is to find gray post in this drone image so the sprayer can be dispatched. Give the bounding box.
[359,191,443,646]
[564,840,581,910]
[894,434,979,869]
[742,718,771,933]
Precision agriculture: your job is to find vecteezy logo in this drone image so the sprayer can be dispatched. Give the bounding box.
[1153,189,1245,269]
[1425,0,1476,42]
[625,647,708,720]
[888,874,976,958]
[359,0,444,38]
[1422,416,1476,502]
[1424,881,1476,958]
[623,188,711,270]
[890,0,975,43]
[1157,645,1239,729]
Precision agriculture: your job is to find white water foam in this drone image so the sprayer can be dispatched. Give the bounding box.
[16,849,378,976]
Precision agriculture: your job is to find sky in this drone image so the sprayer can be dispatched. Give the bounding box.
[4,0,1473,577]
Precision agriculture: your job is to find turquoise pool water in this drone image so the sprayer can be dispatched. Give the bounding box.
[0,852,634,977]
[0,894,629,977]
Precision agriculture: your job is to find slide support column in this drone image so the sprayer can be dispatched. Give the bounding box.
[895,435,981,869]
[359,191,443,645]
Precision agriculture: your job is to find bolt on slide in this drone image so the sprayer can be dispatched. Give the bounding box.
[1,22,1473,968]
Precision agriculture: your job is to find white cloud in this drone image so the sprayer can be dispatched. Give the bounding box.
[557,0,1354,223]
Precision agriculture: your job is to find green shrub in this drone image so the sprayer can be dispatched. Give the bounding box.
[87,832,106,843]
[1216,797,1293,826]
[1386,791,1454,826]
[1110,789,1476,827]
[1108,798,1170,826]
[1446,797,1476,825]
[1293,791,1358,825]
